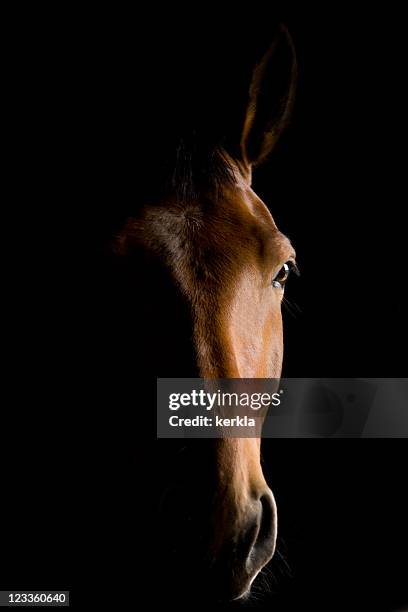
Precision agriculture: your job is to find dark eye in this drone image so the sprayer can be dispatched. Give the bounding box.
[272,262,297,289]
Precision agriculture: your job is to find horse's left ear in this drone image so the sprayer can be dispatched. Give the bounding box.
[240,25,297,168]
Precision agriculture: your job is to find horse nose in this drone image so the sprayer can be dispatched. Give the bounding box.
[242,490,277,577]
[219,489,277,601]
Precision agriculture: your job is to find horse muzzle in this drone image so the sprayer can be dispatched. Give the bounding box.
[210,488,277,601]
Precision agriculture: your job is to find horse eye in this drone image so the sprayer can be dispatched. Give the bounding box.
[272,262,293,289]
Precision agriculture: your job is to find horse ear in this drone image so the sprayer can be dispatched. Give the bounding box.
[240,25,297,168]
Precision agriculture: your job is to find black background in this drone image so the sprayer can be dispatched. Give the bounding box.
[1,4,407,611]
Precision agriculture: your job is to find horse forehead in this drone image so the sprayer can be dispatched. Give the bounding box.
[208,185,282,259]
[213,185,295,269]
[217,183,277,231]
[140,185,284,262]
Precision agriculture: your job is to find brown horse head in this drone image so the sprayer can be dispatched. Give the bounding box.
[116,26,297,602]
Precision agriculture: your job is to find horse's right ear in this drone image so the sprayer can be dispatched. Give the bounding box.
[240,25,297,169]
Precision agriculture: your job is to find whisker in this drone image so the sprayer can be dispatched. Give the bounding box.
[282,295,300,318]
[275,547,293,578]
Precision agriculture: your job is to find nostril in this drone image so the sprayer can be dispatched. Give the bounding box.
[247,492,276,575]
[222,492,277,599]
[258,493,275,544]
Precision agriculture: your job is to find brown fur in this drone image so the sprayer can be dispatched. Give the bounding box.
[116,25,297,600]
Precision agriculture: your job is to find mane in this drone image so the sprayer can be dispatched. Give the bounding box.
[97,29,264,246]
[165,134,238,203]
[94,21,287,249]
[136,41,252,206]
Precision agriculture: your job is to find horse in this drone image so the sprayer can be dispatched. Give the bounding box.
[109,25,297,603]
